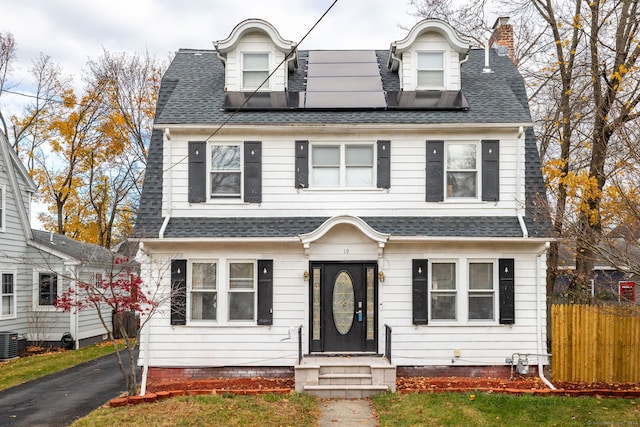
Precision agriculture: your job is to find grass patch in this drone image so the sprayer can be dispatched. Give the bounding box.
[0,342,117,391]
[71,393,318,427]
[372,392,640,426]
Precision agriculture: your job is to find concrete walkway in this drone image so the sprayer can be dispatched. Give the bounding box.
[319,399,377,426]
[0,350,133,427]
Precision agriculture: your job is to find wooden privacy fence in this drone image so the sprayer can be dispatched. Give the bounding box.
[552,304,640,383]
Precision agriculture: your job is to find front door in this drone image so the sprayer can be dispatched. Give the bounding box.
[309,262,377,353]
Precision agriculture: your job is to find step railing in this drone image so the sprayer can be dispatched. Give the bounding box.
[384,324,392,363]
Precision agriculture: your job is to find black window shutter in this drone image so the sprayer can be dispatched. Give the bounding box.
[377,140,391,189]
[188,141,206,203]
[482,140,500,201]
[171,259,187,326]
[499,258,515,324]
[257,260,273,325]
[244,141,262,203]
[426,140,444,202]
[295,140,309,188]
[412,259,429,325]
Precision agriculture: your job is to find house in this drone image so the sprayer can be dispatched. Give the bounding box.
[134,17,554,396]
[555,227,640,303]
[0,130,113,353]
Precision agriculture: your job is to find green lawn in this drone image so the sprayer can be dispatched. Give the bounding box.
[71,390,640,427]
[0,343,116,391]
[372,391,640,426]
[71,393,319,427]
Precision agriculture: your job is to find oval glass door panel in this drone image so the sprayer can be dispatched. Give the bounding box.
[332,271,355,335]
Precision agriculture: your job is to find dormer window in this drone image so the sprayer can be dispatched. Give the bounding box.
[242,53,269,90]
[388,19,471,92]
[417,52,444,89]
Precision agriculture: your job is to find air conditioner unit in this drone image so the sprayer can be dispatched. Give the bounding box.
[0,332,18,360]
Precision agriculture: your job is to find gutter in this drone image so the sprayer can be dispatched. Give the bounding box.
[517,214,529,239]
[536,242,555,389]
[159,128,172,240]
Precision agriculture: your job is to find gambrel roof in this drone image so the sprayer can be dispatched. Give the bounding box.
[134,44,552,241]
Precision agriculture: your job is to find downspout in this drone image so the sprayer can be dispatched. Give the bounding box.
[138,242,151,396]
[536,243,555,389]
[159,128,172,239]
[516,125,528,238]
[139,319,151,395]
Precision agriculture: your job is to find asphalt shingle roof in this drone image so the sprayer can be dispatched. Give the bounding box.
[31,229,115,264]
[134,45,553,240]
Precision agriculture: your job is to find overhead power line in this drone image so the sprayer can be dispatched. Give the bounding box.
[163,0,339,173]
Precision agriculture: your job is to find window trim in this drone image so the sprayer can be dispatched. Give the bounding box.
[467,259,498,322]
[34,271,58,311]
[429,260,458,322]
[445,141,480,200]
[428,258,499,325]
[1,271,16,319]
[416,51,446,90]
[309,142,376,189]
[185,258,258,325]
[188,260,218,323]
[227,260,257,323]
[241,52,270,91]
[209,143,243,200]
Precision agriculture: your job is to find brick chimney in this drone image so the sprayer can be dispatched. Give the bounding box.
[489,16,515,63]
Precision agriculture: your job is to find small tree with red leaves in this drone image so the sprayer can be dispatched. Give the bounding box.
[56,255,164,396]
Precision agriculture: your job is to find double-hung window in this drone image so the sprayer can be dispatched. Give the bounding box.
[186,260,258,323]
[446,143,477,198]
[430,262,457,320]
[38,273,57,306]
[190,262,217,321]
[228,262,255,321]
[1,272,15,317]
[210,145,241,198]
[417,52,444,89]
[311,144,374,187]
[468,262,496,320]
[242,53,269,90]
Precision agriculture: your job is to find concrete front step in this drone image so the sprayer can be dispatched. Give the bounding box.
[319,373,373,385]
[303,384,389,399]
[295,356,396,397]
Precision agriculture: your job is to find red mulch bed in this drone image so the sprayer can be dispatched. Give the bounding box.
[147,377,295,393]
[147,375,640,395]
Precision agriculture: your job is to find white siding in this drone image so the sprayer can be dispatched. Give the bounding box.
[223,33,288,92]
[163,127,525,219]
[139,229,547,368]
[399,32,462,91]
[0,152,32,332]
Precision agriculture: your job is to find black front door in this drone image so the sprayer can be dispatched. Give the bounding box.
[309,262,377,353]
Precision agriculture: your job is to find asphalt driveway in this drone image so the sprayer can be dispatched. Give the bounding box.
[0,349,134,427]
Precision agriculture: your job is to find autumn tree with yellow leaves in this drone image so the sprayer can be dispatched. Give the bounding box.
[5,48,164,248]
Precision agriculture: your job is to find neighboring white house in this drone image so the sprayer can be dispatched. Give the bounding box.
[134,18,554,392]
[0,130,112,354]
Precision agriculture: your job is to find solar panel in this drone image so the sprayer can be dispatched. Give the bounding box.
[308,50,375,63]
[306,76,383,92]
[305,50,386,109]
[386,90,470,110]
[221,91,302,110]
[305,91,387,109]
[220,50,470,111]
[306,62,380,77]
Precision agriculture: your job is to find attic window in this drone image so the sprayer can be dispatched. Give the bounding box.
[417,52,444,89]
[242,53,269,90]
